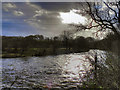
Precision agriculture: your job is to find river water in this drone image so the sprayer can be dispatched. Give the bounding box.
[2,50,106,89]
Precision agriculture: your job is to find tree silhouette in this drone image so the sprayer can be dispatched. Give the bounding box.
[73,1,120,38]
[86,1,120,37]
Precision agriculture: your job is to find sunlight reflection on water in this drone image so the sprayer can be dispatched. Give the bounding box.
[61,50,106,82]
[2,50,106,88]
[62,54,92,80]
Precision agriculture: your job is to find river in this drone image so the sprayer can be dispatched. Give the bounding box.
[2,50,106,89]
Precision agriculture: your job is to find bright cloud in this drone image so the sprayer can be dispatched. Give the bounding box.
[33,10,48,18]
[13,10,24,16]
[3,3,16,12]
[59,9,87,25]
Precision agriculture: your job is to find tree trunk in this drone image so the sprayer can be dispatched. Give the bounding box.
[94,53,97,81]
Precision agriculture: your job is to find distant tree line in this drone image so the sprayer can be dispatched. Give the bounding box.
[2,34,96,57]
[2,32,120,58]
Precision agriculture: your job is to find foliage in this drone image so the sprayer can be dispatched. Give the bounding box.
[83,50,120,89]
[2,35,95,58]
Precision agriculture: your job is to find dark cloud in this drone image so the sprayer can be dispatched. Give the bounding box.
[2,2,89,37]
[32,2,78,12]
[35,12,61,25]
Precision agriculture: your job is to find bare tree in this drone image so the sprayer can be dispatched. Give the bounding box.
[86,1,120,36]
[73,1,120,38]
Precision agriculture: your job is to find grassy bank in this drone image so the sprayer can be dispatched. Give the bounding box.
[2,48,89,58]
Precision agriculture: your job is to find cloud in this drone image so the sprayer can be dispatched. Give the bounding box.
[32,2,80,12]
[3,3,16,12]
[13,10,24,16]
[26,2,40,10]
[24,11,69,37]
[23,2,66,35]
[59,9,87,25]
[2,2,89,37]
[33,10,48,18]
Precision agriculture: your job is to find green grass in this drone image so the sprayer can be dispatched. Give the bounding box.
[2,48,69,58]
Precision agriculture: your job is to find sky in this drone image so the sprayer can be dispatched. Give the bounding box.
[2,2,99,38]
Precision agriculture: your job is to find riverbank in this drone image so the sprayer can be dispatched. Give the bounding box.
[2,48,89,58]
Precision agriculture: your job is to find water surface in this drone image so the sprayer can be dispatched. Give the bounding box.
[2,50,106,89]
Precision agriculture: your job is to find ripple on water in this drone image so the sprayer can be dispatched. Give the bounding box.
[2,50,106,88]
